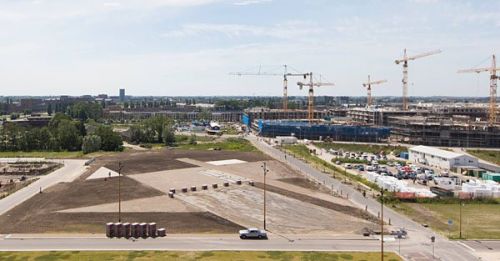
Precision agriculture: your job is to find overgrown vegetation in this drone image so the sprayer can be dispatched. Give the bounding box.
[128,115,175,145]
[393,202,500,239]
[333,157,369,164]
[467,149,500,166]
[0,251,402,261]
[178,137,257,152]
[283,144,380,191]
[315,142,407,155]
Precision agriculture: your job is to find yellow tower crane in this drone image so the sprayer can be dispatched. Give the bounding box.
[297,72,334,123]
[395,49,442,111]
[458,54,499,126]
[362,75,387,107]
[229,65,307,112]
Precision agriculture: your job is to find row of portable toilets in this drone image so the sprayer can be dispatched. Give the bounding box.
[106,222,166,238]
[168,180,254,198]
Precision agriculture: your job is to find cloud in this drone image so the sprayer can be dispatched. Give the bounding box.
[161,21,324,40]
[233,0,272,6]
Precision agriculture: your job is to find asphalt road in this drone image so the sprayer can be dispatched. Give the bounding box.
[0,159,88,216]
[0,234,432,259]
[246,135,481,261]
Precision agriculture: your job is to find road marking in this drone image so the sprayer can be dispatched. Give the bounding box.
[457,241,476,252]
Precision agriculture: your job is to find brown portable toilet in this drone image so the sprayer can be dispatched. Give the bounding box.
[157,228,167,237]
[148,222,157,238]
[123,223,131,238]
[106,222,115,238]
[131,223,140,238]
[140,223,148,238]
[115,223,123,238]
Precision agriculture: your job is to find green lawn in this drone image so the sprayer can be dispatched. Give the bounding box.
[177,138,257,152]
[0,150,124,159]
[395,203,500,239]
[0,251,402,261]
[0,151,85,159]
[315,142,407,156]
[467,149,500,166]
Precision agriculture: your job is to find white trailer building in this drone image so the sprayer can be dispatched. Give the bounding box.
[409,145,478,170]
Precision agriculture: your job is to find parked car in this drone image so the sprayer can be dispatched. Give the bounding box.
[345,164,353,169]
[239,228,268,239]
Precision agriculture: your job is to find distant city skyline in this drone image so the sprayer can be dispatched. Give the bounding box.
[0,0,498,97]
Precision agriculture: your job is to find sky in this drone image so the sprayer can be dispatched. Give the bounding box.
[0,0,498,97]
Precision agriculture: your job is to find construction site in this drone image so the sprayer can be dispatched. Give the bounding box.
[0,148,378,235]
[231,52,500,148]
[0,160,61,199]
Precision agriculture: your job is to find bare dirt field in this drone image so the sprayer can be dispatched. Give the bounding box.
[99,149,270,175]
[0,148,375,235]
[0,212,242,234]
[177,185,375,235]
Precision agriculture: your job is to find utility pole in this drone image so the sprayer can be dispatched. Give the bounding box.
[118,161,123,222]
[381,188,384,261]
[459,199,463,239]
[261,162,269,230]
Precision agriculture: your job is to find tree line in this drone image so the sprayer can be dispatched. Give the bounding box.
[128,115,176,146]
[0,102,122,154]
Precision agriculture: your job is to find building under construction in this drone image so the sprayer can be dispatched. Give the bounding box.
[242,108,330,126]
[388,115,500,147]
[254,120,390,142]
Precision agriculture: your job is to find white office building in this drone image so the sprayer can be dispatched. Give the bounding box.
[409,145,478,170]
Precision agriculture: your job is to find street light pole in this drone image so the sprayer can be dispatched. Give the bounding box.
[261,162,269,230]
[459,199,463,239]
[118,161,123,222]
[381,188,384,261]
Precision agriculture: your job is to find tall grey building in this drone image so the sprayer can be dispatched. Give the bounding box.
[119,88,125,102]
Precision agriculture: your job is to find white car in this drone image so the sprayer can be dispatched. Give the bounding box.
[239,228,268,239]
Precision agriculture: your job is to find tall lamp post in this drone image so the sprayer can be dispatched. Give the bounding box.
[380,188,384,261]
[118,162,123,222]
[459,199,463,239]
[261,162,269,230]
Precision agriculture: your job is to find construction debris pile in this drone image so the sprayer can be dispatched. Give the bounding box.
[365,171,436,198]
[461,180,500,198]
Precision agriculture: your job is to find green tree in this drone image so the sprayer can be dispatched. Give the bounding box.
[56,120,82,151]
[95,125,123,151]
[144,115,172,143]
[189,134,197,145]
[82,135,102,154]
[47,103,53,116]
[162,124,176,146]
[197,109,212,121]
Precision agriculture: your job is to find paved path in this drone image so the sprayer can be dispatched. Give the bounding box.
[246,135,480,261]
[123,142,147,151]
[0,159,87,216]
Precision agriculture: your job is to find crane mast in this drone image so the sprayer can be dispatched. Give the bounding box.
[297,72,334,123]
[458,55,499,126]
[395,49,442,111]
[362,75,387,107]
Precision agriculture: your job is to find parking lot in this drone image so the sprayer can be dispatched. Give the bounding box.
[308,144,466,195]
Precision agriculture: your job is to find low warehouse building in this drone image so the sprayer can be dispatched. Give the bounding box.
[409,145,478,170]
